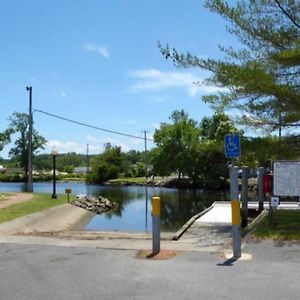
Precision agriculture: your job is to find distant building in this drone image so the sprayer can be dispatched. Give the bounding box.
[74,167,91,174]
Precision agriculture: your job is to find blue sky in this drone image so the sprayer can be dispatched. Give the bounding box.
[0,0,234,158]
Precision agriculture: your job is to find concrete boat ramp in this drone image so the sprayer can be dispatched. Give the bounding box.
[174,202,233,250]
[175,200,300,249]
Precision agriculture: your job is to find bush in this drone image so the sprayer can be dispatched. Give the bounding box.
[87,162,119,183]
[0,173,24,182]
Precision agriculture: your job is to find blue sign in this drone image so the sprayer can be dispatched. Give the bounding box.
[224,135,241,158]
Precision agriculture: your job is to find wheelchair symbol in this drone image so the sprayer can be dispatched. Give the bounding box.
[226,136,238,152]
[225,135,240,157]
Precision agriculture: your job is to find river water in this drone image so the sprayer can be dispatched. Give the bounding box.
[0,182,230,232]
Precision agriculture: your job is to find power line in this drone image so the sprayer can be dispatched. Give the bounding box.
[34,109,154,141]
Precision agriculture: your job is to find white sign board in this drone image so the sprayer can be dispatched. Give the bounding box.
[273,161,300,196]
[271,197,279,207]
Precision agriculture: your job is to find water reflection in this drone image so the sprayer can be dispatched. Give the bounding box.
[87,186,229,232]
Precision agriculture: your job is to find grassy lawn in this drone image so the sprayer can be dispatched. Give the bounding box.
[253,210,300,241]
[108,177,147,184]
[0,193,74,224]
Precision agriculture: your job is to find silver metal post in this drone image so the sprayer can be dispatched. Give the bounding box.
[241,166,249,227]
[230,166,241,259]
[258,167,265,211]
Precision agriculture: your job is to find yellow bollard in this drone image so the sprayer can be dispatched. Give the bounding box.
[152,196,161,254]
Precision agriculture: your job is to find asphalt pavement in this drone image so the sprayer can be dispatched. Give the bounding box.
[0,239,299,300]
[0,201,299,299]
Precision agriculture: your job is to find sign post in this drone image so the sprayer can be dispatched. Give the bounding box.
[225,136,242,258]
[65,188,72,203]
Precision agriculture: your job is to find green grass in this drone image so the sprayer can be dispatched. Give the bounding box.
[108,177,147,184]
[0,193,74,224]
[253,210,300,241]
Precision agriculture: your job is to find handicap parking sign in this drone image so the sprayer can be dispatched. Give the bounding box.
[224,134,241,158]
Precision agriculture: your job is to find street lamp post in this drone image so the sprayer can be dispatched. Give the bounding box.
[51,146,58,199]
[26,86,33,193]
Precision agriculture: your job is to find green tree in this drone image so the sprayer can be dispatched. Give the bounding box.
[240,135,299,169]
[149,147,171,177]
[7,112,47,177]
[195,143,229,189]
[0,129,12,152]
[159,0,300,133]
[87,143,122,183]
[199,113,243,143]
[197,113,241,188]
[56,152,86,172]
[153,110,201,179]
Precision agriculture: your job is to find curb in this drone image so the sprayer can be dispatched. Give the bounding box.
[172,202,215,241]
[242,209,268,237]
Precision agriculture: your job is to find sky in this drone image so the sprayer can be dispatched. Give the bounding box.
[0,0,236,159]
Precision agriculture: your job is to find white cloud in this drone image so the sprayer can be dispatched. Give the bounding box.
[46,140,86,154]
[130,68,222,98]
[84,43,109,59]
[44,133,154,157]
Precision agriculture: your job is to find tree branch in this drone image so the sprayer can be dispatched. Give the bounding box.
[273,0,300,29]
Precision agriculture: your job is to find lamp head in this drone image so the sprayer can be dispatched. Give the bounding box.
[51,146,58,156]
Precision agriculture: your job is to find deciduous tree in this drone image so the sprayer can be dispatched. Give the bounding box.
[7,112,47,177]
[87,143,122,183]
[153,110,201,179]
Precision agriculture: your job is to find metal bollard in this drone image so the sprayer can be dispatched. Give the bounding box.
[230,166,241,259]
[258,167,265,211]
[152,196,161,254]
[241,166,249,228]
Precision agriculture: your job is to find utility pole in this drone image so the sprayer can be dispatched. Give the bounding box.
[26,86,33,193]
[86,144,90,173]
[143,131,150,232]
[143,130,149,179]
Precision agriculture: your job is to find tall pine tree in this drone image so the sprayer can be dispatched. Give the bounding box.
[159,0,300,134]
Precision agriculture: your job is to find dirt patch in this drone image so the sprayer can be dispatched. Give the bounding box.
[135,249,182,260]
[0,193,33,209]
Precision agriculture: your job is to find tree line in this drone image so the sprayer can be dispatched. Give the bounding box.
[0,109,299,188]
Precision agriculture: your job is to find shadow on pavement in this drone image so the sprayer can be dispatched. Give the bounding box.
[216,257,238,267]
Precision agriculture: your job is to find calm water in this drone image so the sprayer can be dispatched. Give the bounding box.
[0,182,230,232]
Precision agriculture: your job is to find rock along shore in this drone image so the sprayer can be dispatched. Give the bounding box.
[73,195,117,214]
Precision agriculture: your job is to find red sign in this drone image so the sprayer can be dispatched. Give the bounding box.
[263,174,273,193]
